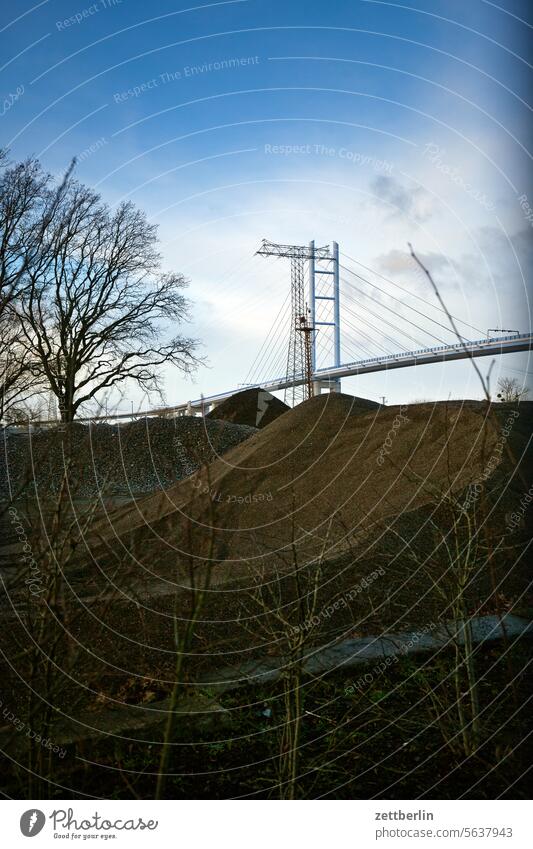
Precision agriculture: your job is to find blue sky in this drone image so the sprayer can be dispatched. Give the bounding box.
[1,0,532,410]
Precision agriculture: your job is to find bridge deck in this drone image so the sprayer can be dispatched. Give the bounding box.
[181,332,532,412]
[24,333,531,424]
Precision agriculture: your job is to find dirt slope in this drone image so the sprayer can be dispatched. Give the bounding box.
[3,396,529,689]
[90,394,529,577]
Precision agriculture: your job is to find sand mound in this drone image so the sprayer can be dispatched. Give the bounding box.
[206,387,289,429]
[4,396,529,685]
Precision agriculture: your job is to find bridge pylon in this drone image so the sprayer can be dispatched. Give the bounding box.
[309,239,341,395]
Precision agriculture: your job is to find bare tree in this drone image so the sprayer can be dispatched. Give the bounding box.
[16,175,199,422]
[496,377,529,403]
[0,153,49,419]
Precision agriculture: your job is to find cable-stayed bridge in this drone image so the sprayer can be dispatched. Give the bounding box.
[172,240,532,416]
[48,240,531,422]
[178,332,531,414]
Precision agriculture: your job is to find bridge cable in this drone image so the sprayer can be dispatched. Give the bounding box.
[244,289,291,385]
[340,310,399,357]
[341,292,418,350]
[341,251,484,336]
[341,263,466,341]
[341,288,428,350]
[339,271,450,345]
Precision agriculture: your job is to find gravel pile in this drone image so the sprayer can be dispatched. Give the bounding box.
[206,388,289,429]
[0,416,257,499]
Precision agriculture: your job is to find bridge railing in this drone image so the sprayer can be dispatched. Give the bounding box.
[314,333,531,374]
[190,333,531,406]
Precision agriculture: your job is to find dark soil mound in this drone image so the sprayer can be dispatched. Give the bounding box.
[206,387,289,428]
[2,397,530,721]
[93,396,531,571]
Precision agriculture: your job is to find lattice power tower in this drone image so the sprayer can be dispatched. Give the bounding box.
[257,240,341,405]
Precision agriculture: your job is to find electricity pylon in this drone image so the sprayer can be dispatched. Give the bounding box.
[257,240,330,405]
